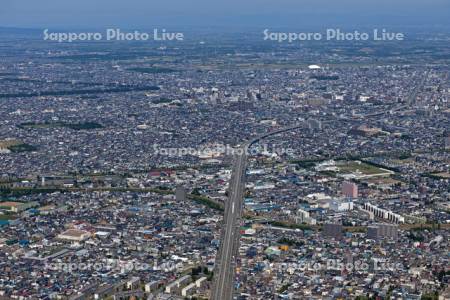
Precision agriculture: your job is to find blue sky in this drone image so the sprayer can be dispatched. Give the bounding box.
[1,0,449,29]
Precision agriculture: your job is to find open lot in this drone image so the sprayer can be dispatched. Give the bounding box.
[337,160,394,177]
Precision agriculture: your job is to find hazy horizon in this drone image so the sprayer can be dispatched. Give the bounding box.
[1,0,449,29]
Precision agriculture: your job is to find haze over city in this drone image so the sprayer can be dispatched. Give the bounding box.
[0,1,449,300]
[1,0,450,28]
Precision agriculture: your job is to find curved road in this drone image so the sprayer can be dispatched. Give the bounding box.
[211,78,426,299]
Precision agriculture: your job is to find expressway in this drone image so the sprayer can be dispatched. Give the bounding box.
[211,77,426,299]
[211,126,305,300]
[211,150,247,300]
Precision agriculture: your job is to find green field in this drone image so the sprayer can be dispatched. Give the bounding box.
[0,214,18,221]
[128,67,179,74]
[0,139,37,153]
[337,160,392,176]
[427,172,450,179]
[19,122,103,131]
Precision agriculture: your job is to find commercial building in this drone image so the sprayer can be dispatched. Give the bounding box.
[342,181,358,198]
[362,202,405,223]
[181,282,196,297]
[57,229,92,242]
[323,223,343,239]
[295,208,317,225]
[0,201,39,213]
[176,186,187,201]
[367,223,399,240]
[445,131,450,149]
[329,199,354,212]
[165,275,191,294]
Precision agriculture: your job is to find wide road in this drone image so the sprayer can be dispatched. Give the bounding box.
[211,150,247,300]
[210,88,422,299]
[211,125,307,300]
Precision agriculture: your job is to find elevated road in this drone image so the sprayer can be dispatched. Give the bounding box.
[211,88,423,299]
[211,151,247,300]
[211,125,305,300]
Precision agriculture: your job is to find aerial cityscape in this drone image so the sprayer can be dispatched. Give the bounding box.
[0,1,449,300]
